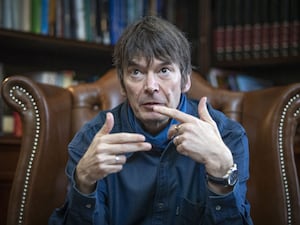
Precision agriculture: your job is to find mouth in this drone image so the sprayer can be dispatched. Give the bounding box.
[141,102,164,109]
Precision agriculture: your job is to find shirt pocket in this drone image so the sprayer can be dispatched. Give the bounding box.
[175,196,205,225]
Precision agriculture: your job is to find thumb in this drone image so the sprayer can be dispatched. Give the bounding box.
[96,112,114,136]
[198,97,214,124]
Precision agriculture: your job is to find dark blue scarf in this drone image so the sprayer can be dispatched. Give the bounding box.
[127,94,187,150]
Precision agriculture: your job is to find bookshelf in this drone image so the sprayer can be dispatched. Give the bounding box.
[0,29,113,80]
[198,0,300,86]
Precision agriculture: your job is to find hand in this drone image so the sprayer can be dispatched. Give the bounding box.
[152,97,233,178]
[75,112,152,194]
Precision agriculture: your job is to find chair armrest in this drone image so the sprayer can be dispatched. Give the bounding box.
[242,84,300,225]
[1,76,72,225]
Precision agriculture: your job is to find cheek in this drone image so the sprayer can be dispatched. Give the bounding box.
[165,84,183,106]
[124,84,141,101]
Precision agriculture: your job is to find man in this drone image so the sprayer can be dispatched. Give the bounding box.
[49,16,253,225]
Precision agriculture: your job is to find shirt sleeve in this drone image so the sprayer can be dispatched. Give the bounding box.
[204,105,253,225]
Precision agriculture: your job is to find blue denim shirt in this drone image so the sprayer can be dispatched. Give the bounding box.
[49,98,253,225]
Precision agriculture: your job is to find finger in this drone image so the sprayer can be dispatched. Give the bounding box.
[152,105,196,123]
[168,124,183,139]
[96,112,114,137]
[198,97,214,124]
[101,132,149,144]
[198,97,222,140]
[100,141,152,155]
[111,154,127,165]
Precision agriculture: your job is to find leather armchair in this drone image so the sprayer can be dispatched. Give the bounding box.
[2,69,300,225]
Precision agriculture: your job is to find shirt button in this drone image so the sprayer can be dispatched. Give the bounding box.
[215,205,222,211]
[85,204,92,209]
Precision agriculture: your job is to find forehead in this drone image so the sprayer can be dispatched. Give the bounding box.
[129,57,176,68]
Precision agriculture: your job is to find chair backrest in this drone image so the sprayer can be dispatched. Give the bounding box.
[2,69,300,225]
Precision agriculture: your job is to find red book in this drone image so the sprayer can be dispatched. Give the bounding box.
[213,0,225,61]
[270,0,280,57]
[224,0,234,61]
[290,0,299,56]
[261,0,270,58]
[280,0,290,57]
[242,0,252,59]
[252,0,262,58]
[233,0,243,60]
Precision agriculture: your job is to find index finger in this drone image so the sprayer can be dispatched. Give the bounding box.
[152,105,196,123]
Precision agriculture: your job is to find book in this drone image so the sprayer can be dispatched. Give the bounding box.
[224,0,234,61]
[235,74,273,91]
[242,0,252,59]
[41,0,49,35]
[2,0,13,29]
[21,0,32,32]
[213,0,225,61]
[31,0,42,34]
[26,70,75,88]
[233,0,243,60]
[269,0,280,57]
[280,0,290,57]
[63,0,71,38]
[48,0,56,35]
[252,0,263,59]
[261,0,270,58]
[206,68,273,92]
[290,0,299,56]
[206,68,233,90]
[108,0,127,45]
[73,0,86,40]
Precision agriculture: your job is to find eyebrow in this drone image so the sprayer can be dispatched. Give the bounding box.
[128,60,172,69]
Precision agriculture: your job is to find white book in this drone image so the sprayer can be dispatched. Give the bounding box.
[74,0,86,40]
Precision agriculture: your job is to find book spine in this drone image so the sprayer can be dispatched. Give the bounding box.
[280,0,290,57]
[213,0,225,62]
[109,0,126,45]
[261,0,270,58]
[41,0,49,35]
[242,0,252,59]
[22,0,32,32]
[74,0,86,40]
[31,0,42,34]
[233,0,243,60]
[252,0,262,59]
[3,0,13,29]
[224,0,234,61]
[55,0,64,37]
[290,0,300,56]
[269,0,280,57]
[63,0,71,38]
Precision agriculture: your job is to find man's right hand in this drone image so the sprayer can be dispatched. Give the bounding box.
[75,112,152,194]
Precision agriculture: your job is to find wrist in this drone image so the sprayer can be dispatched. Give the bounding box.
[206,163,238,187]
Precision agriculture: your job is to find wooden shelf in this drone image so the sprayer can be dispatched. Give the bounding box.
[214,55,300,69]
[0,29,114,76]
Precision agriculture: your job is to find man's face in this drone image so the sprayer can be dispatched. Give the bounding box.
[122,57,191,133]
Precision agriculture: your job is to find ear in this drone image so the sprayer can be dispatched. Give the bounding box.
[120,86,127,97]
[181,75,191,93]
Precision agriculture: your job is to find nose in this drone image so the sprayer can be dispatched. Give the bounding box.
[144,73,159,93]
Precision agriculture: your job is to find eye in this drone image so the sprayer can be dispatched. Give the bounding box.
[128,68,144,81]
[129,69,141,76]
[158,67,171,76]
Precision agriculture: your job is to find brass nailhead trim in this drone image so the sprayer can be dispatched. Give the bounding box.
[9,86,41,225]
[279,93,299,225]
